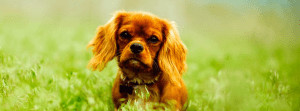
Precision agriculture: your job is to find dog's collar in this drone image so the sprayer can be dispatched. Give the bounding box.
[119,73,160,94]
[119,85,134,94]
[119,73,160,85]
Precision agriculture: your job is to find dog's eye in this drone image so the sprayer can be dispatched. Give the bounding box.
[120,31,131,39]
[148,35,159,43]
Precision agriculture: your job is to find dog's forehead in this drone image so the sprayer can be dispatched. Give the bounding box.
[122,13,162,30]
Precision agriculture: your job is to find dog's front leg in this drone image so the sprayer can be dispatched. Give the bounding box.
[112,73,128,109]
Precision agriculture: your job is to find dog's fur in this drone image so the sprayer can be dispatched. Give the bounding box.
[87,11,188,110]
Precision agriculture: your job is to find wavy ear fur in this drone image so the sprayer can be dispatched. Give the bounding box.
[158,20,187,86]
[87,12,126,71]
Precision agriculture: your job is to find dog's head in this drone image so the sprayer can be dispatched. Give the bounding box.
[88,11,187,84]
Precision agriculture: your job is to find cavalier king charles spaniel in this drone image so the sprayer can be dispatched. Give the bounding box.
[87,11,188,110]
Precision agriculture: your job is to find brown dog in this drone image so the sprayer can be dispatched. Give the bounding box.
[87,11,188,110]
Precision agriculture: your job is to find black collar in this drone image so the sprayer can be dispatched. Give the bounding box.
[119,85,134,94]
[119,82,156,94]
[118,72,160,94]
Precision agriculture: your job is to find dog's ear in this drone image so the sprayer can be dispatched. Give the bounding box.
[87,11,127,71]
[158,20,187,85]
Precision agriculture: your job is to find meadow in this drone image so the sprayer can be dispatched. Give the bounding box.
[0,0,300,110]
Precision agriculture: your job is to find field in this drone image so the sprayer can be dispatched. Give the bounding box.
[0,0,300,110]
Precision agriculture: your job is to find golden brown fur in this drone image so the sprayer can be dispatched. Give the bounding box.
[87,11,188,110]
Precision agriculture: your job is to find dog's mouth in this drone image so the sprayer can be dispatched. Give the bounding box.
[122,58,150,70]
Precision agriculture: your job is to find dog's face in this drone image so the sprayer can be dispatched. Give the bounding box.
[88,11,187,85]
[117,14,164,81]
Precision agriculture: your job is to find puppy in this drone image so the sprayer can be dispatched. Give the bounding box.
[87,11,188,110]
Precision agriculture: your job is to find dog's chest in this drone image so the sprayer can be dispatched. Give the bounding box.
[127,85,160,104]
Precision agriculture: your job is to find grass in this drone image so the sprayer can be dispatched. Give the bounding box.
[1,10,300,111]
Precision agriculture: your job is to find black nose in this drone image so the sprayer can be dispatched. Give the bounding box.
[130,43,144,54]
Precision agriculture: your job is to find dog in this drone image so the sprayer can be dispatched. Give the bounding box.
[87,11,188,110]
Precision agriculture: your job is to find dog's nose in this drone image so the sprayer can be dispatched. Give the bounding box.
[130,43,144,54]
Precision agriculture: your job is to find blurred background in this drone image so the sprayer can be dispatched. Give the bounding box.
[0,0,299,110]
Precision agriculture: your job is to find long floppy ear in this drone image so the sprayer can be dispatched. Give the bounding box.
[87,12,126,71]
[158,20,187,86]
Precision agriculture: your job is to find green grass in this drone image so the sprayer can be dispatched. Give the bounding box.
[1,12,300,111]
